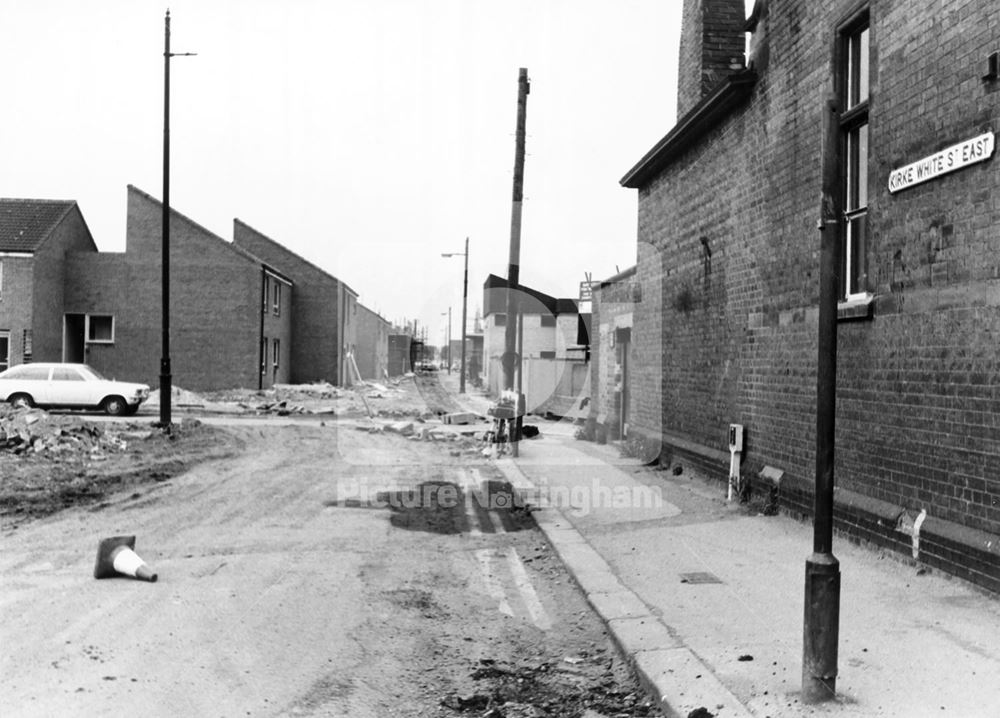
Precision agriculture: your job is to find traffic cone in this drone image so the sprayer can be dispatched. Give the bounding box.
[94,535,158,582]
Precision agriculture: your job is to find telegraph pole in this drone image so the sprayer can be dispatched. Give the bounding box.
[502,68,529,455]
[159,10,195,427]
[802,91,843,703]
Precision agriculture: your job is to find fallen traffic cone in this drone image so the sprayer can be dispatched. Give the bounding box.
[93,535,158,582]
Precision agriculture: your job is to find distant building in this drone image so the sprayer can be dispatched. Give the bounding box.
[482,274,589,415]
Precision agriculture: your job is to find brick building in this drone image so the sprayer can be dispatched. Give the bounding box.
[2,185,374,393]
[0,199,98,370]
[62,186,293,391]
[617,0,999,590]
[354,304,390,381]
[233,219,358,386]
[590,266,638,441]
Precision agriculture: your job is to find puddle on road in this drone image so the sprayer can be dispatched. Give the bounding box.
[324,479,534,535]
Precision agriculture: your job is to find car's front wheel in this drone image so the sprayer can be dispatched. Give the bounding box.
[102,396,129,416]
[9,393,35,409]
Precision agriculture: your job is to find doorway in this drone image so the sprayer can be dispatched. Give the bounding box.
[63,314,86,363]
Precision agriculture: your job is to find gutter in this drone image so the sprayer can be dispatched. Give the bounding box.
[620,69,758,189]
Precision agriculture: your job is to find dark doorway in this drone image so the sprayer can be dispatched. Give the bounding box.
[63,314,85,363]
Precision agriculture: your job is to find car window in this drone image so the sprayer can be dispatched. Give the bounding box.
[52,367,85,381]
[2,365,51,381]
[79,365,106,380]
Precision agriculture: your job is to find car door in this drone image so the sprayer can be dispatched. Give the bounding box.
[49,365,96,407]
[11,365,53,404]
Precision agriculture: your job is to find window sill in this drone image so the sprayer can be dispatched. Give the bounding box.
[837,294,874,321]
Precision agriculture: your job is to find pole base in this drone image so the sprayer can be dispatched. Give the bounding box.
[802,552,840,704]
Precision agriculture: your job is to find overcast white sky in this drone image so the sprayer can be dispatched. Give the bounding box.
[0,1,732,344]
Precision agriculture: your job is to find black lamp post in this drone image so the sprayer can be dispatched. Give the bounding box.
[159,10,195,427]
[441,237,469,393]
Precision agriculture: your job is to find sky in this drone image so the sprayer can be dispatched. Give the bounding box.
[1,0,704,345]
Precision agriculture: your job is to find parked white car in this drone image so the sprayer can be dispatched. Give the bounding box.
[0,363,150,416]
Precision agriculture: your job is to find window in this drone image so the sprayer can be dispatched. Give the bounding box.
[263,275,270,313]
[0,331,8,372]
[86,315,114,343]
[4,364,49,380]
[0,260,4,300]
[272,282,281,316]
[839,15,869,300]
[52,366,84,381]
[22,329,31,362]
[540,314,556,327]
[493,313,506,327]
[272,338,280,373]
[540,350,556,359]
[261,337,268,375]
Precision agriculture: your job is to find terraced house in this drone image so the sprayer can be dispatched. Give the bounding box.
[1,186,380,393]
[614,0,999,591]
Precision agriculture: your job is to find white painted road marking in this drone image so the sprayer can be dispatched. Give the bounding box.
[505,546,551,630]
[475,549,513,617]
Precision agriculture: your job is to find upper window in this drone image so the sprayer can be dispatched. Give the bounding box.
[839,17,870,301]
[86,315,114,343]
[272,282,281,316]
[540,314,556,327]
[493,314,506,327]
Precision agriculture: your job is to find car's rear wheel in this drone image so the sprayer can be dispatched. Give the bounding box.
[9,393,35,409]
[102,396,129,416]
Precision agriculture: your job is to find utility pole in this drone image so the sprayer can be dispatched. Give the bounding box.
[159,10,195,427]
[802,91,843,703]
[503,68,529,454]
[442,237,470,392]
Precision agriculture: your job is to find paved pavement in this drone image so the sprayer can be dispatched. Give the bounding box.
[444,374,1000,718]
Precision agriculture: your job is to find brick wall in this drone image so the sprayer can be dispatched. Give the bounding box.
[627,0,1000,589]
[0,256,34,364]
[63,187,265,391]
[355,303,389,381]
[233,219,346,385]
[591,268,637,439]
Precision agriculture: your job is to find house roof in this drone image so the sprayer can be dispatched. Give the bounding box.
[0,198,78,252]
[620,69,758,189]
[483,274,579,316]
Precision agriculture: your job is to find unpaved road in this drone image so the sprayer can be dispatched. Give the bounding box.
[1,418,660,717]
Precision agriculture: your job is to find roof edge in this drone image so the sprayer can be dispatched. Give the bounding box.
[620,69,758,189]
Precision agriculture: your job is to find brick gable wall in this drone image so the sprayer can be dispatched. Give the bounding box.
[629,0,1000,588]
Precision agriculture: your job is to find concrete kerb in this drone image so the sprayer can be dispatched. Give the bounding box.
[492,456,751,718]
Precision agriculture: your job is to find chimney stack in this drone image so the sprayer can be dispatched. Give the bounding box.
[677,0,747,117]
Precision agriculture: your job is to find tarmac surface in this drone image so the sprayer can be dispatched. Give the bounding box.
[444,373,1000,717]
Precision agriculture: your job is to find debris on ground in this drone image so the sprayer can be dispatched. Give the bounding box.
[0,408,237,526]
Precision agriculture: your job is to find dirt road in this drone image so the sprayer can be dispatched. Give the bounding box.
[1,416,660,717]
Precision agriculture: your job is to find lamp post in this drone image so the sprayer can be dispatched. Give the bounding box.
[441,237,469,393]
[159,10,195,427]
[441,308,452,374]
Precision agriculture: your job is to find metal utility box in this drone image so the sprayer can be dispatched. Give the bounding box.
[728,423,744,452]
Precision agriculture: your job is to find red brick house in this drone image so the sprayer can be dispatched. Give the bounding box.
[233,219,358,386]
[63,186,292,391]
[0,199,98,370]
[618,0,999,590]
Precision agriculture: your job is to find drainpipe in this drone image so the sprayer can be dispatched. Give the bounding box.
[258,268,266,391]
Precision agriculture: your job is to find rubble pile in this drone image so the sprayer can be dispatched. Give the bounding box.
[0,405,149,459]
